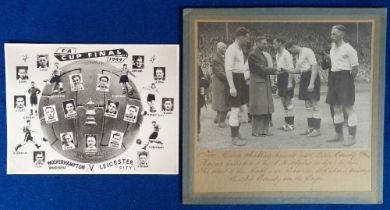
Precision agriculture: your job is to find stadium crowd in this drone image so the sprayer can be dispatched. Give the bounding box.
[198,22,371,84]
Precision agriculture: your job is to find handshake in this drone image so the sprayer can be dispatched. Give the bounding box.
[273,64,287,74]
[276,67,287,74]
[275,67,296,74]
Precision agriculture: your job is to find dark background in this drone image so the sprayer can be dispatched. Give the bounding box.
[0,0,388,209]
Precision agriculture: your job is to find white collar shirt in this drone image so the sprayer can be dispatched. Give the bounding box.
[225,41,246,74]
[276,48,294,71]
[295,47,317,72]
[330,42,359,72]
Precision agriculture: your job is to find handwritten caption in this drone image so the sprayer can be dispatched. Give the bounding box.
[194,150,371,192]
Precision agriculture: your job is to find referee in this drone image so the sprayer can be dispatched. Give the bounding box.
[225,27,250,146]
[326,25,359,146]
[285,41,322,137]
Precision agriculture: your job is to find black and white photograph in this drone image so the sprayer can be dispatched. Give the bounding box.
[142,83,160,113]
[62,100,77,119]
[60,132,75,150]
[43,105,59,123]
[37,54,49,68]
[14,119,42,152]
[16,66,29,81]
[162,97,174,112]
[119,64,135,95]
[184,8,385,204]
[108,131,124,149]
[142,121,161,149]
[45,62,65,94]
[27,81,41,117]
[123,104,139,123]
[14,95,26,112]
[85,134,98,153]
[132,55,145,69]
[197,21,372,149]
[154,67,166,81]
[105,100,119,118]
[33,151,45,166]
[69,73,84,91]
[137,151,149,167]
[6,43,179,175]
[96,74,111,92]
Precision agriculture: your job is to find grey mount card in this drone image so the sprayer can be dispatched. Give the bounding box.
[183,8,385,204]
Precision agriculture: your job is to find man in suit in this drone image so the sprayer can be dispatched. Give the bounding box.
[248,36,278,137]
[211,42,229,128]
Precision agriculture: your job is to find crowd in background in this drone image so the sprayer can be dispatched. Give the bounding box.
[198,22,372,94]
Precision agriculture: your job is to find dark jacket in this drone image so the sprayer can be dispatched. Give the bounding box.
[198,66,209,109]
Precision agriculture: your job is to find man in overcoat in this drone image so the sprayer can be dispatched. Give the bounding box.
[211,42,229,128]
[248,36,278,137]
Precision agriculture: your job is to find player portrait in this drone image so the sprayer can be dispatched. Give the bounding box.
[105,100,119,118]
[85,134,98,153]
[43,105,59,123]
[14,95,26,112]
[69,73,84,91]
[96,74,111,92]
[33,151,45,166]
[37,54,49,68]
[60,132,75,150]
[132,55,144,69]
[123,104,139,123]
[162,98,174,112]
[154,67,166,81]
[62,100,77,119]
[16,66,29,81]
[108,131,124,149]
[137,151,149,167]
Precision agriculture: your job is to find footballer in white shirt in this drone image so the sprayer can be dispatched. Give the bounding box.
[284,41,322,138]
[326,25,359,146]
[224,27,250,146]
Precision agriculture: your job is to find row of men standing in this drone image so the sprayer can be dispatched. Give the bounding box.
[208,25,359,147]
